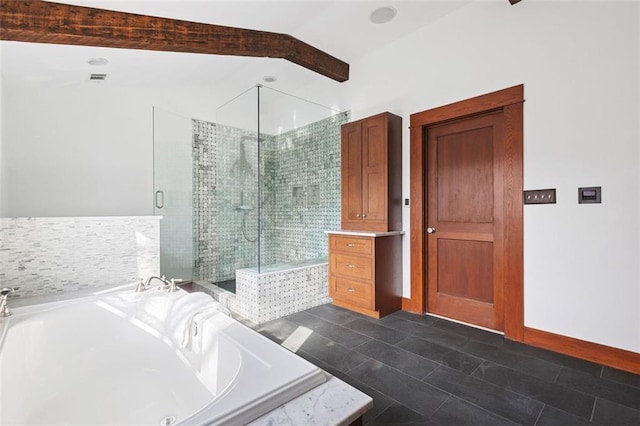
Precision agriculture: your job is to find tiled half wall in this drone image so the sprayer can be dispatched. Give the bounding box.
[197,260,331,324]
[0,216,160,299]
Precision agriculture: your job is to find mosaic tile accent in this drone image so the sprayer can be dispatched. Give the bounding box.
[228,260,331,324]
[192,121,264,282]
[0,217,160,299]
[192,112,348,282]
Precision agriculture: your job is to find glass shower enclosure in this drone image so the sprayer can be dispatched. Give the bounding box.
[156,85,347,289]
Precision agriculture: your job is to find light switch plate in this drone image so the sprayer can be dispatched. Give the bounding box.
[578,186,601,204]
[524,189,556,205]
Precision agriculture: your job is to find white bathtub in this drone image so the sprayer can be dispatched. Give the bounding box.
[0,286,326,425]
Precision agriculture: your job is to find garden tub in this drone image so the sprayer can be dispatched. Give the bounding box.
[0,285,326,425]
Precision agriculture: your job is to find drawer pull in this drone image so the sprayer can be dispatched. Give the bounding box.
[347,288,356,293]
[346,243,356,247]
[346,264,356,268]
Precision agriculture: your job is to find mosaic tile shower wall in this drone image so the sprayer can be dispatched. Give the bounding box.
[0,216,160,299]
[193,121,264,282]
[261,113,347,263]
[192,112,348,282]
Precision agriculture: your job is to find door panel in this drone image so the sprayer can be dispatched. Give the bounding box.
[437,127,494,223]
[362,116,387,223]
[153,107,194,281]
[427,112,504,331]
[341,122,363,225]
[437,239,493,303]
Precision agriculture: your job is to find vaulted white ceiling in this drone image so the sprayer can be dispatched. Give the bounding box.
[1,0,480,97]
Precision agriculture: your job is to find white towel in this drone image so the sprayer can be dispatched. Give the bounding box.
[165,292,217,345]
[198,314,239,395]
[182,306,226,349]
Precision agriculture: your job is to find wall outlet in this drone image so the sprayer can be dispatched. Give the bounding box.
[524,189,556,205]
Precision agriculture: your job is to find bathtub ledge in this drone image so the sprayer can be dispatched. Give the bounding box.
[248,375,372,426]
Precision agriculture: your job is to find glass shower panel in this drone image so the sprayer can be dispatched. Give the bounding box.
[214,85,347,274]
[209,87,260,280]
[153,107,194,281]
[258,86,346,269]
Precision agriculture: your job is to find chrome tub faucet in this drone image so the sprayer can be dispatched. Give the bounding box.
[0,288,14,318]
[135,276,182,293]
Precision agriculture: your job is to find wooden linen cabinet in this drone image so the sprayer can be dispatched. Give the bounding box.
[328,112,403,319]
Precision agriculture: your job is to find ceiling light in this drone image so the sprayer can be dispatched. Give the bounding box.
[87,58,109,66]
[262,76,277,83]
[370,6,397,24]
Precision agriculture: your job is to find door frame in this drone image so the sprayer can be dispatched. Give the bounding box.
[407,85,525,341]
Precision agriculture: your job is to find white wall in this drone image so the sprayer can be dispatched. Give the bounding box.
[0,80,217,217]
[295,0,640,353]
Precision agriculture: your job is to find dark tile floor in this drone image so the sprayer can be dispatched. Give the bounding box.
[253,304,640,426]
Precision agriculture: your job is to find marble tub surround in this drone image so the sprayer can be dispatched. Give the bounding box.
[0,216,160,299]
[249,375,372,426]
[194,259,331,324]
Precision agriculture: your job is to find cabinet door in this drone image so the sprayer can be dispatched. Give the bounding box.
[361,115,388,227]
[341,122,363,227]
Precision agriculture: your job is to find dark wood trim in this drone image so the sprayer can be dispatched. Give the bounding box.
[524,327,640,375]
[502,101,524,341]
[0,0,349,82]
[509,0,523,5]
[401,297,414,312]
[407,125,426,314]
[409,85,524,129]
[408,85,524,341]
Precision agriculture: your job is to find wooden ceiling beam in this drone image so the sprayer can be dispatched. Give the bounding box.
[0,0,349,82]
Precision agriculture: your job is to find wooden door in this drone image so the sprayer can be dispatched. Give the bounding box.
[341,121,363,228]
[426,112,505,331]
[361,115,388,226]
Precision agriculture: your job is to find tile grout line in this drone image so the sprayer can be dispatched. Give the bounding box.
[428,394,452,423]
[590,397,598,422]
[342,356,372,375]
[469,360,486,377]
[533,404,545,426]
[553,366,562,384]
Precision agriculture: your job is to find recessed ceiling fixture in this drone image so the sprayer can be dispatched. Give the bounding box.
[370,6,397,24]
[262,76,277,83]
[87,58,109,66]
[89,73,107,82]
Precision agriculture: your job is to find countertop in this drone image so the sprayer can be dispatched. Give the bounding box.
[326,229,404,237]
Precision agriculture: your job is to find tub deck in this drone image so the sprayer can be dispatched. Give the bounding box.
[0,288,352,425]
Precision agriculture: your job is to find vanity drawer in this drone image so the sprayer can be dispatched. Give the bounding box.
[330,276,373,309]
[329,235,373,256]
[330,253,373,280]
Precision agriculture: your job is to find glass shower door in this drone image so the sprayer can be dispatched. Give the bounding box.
[153,107,194,281]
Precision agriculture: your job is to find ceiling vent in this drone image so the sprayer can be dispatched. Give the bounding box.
[89,73,107,82]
